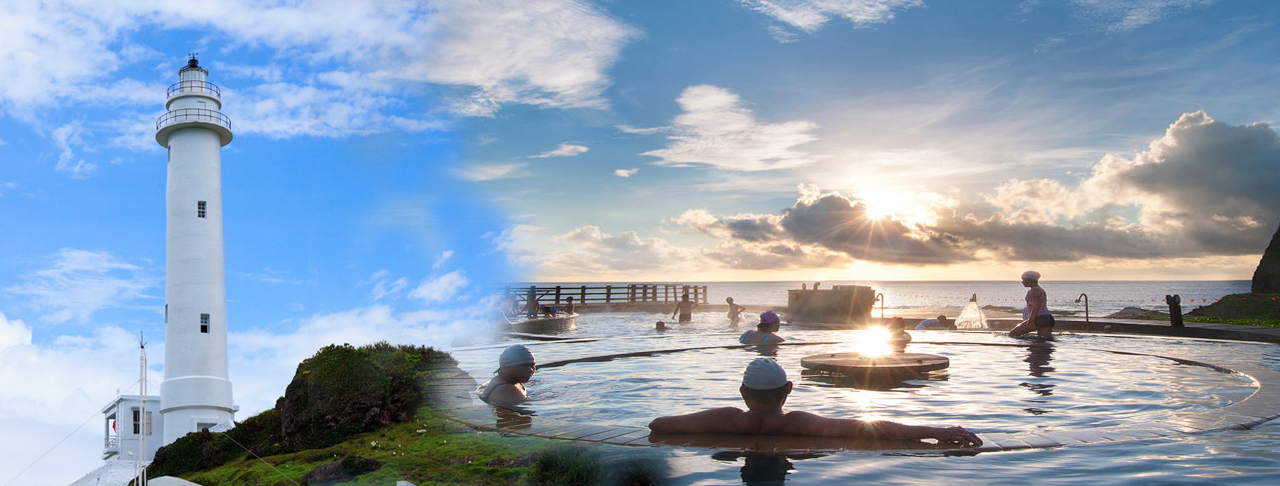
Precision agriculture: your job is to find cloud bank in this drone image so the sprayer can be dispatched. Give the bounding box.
[540,111,1280,275]
[0,0,636,140]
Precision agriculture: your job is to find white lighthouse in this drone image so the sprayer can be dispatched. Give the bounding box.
[154,56,237,445]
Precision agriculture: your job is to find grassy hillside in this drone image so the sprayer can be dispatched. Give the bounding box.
[147,342,666,485]
[1186,293,1280,327]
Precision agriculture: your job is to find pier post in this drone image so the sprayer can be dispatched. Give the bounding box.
[1166,295,1183,328]
[554,286,562,305]
[605,285,613,304]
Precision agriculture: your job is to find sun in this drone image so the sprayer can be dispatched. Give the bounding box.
[857,192,898,220]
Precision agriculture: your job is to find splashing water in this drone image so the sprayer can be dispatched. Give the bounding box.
[955,295,989,330]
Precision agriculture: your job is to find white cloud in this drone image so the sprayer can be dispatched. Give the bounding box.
[547,225,700,273]
[615,124,665,135]
[409,271,469,303]
[1068,0,1217,32]
[453,163,526,181]
[641,85,822,171]
[233,81,446,138]
[482,224,543,267]
[51,123,95,178]
[361,270,409,301]
[984,111,1280,255]
[405,0,638,116]
[614,168,639,178]
[531,143,589,158]
[739,0,925,33]
[433,250,454,270]
[5,249,157,325]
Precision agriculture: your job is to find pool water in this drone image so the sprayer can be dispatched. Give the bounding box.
[450,314,1280,484]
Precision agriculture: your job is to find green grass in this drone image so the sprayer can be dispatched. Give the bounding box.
[1181,316,1280,328]
[179,409,553,486]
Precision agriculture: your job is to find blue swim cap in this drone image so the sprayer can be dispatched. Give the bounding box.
[742,358,787,390]
[499,345,535,368]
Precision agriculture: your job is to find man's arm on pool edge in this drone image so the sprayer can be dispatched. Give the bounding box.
[786,412,983,446]
[648,407,743,434]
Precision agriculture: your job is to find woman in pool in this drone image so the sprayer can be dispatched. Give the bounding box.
[726,297,746,328]
[739,311,785,345]
[649,358,981,446]
[1009,270,1054,338]
[478,345,537,407]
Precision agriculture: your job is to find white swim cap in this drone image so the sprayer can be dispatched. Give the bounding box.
[1021,270,1041,281]
[499,345,535,368]
[742,358,788,390]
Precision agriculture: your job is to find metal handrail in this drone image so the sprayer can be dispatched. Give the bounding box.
[167,80,220,98]
[104,435,119,450]
[156,108,231,131]
[1076,293,1090,331]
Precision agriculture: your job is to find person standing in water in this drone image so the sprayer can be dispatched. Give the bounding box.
[478,345,537,407]
[726,297,746,328]
[672,293,699,323]
[1009,271,1054,338]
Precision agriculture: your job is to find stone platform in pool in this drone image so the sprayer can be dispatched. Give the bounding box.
[436,327,1280,454]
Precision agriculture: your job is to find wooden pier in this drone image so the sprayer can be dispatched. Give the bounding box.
[503,283,709,311]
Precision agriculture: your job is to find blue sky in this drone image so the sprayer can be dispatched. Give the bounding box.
[2,0,1279,483]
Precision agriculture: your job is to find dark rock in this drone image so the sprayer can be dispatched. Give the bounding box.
[1253,223,1280,293]
[1105,306,1170,319]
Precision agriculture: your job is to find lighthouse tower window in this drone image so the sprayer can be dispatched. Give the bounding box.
[200,313,210,333]
[197,201,207,218]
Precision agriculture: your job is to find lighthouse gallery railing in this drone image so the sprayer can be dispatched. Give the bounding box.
[156,108,231,131]
[167,80,221,98]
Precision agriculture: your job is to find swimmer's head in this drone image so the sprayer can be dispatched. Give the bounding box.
[742,358,787,390]
[740,358,791,408]
[760,310,780,325]
[499,344,535,368]
[888,316,906,330]
[655,321,666,330]
[1021,270,1041,283]
[726,297,734,303]
[496,345,536,382]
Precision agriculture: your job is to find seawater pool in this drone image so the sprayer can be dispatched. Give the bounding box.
[450,313,1280,485]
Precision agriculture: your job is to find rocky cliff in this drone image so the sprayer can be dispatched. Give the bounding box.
[1253,223,1280,293]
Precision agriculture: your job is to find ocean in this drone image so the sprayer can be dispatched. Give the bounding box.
[537,280,1251,317]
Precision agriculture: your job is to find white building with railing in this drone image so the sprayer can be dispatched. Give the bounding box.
[100,394,163,461]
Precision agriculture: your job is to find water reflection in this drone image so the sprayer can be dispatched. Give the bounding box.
[1025,342,1055,377]
[492,405,534,430]
[801,368,942,391]
[747,344,780,356]
[1019,342,1056,413]
[711,451,823,486]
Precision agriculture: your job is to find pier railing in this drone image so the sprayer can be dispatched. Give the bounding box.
[503,284,708,309]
